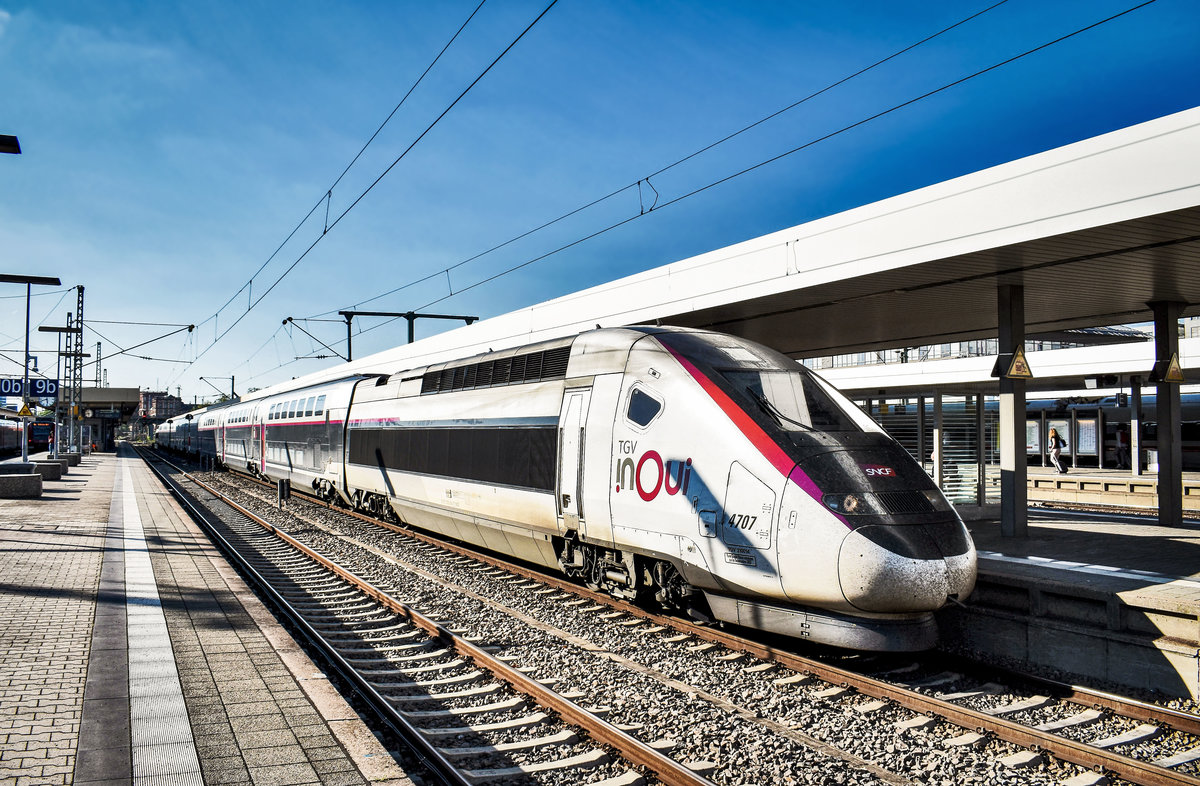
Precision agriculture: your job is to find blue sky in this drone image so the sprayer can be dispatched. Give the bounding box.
[1,0,1198,404]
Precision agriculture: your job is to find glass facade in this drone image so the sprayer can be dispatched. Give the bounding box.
[862,394,1001,506]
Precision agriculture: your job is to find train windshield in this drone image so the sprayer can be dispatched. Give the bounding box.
[725,370,861,433]
[651,329,884,443]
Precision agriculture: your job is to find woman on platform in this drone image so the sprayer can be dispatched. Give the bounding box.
[1048,427,1068,474]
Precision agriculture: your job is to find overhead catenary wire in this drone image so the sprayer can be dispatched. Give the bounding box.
[193,2,488,338]
[83,323,195,370]
[310,0,1014,319]
[349,0,1157,340]
[230,324,288,373]
[0,351,54,379]
[87,319,194,327]
[231,0,1156,383]
[173,0,560,382]
[210,0,1011,374]
[0,286,75,300]
[0,286,77,351]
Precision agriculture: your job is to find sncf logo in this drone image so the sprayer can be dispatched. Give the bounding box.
[615,450,693,502]
[862,465,896,478]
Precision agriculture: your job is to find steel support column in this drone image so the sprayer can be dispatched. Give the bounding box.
[998,284,1028,537]
[71,287,85,452]
[1130,376,1143,477]
[1150,301,1185,527]
[932,392,944,488]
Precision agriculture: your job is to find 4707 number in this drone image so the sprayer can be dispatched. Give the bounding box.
[727,513,758,529]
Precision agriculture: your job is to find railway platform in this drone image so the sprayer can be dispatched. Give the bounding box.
[944,507,1200,701]
[3,447,1199,785]
[1026,465,1200,512]
[0,447,415,786]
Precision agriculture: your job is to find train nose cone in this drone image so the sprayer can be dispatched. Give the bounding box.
[837,523,976,613]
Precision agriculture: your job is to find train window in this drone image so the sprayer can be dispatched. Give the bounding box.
[305,397,316,417]
[627,387,663,428]
[314,395,326,416]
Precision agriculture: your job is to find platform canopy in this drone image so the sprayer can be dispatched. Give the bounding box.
[79,388,141,422]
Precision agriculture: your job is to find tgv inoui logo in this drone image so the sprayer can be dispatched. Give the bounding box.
[615,442,692,502]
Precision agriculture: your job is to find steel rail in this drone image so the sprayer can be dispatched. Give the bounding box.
[135,448,468,786]
[970,662,1200,738]
[162,456,716,786]
[199,461,1200,786]
[451,545,1200,785]
[329,500,1200,785]
[137,450,470,786]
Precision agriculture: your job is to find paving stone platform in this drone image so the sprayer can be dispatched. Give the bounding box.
[0,447,416,786]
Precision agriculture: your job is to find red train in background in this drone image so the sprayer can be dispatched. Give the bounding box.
[0,416,54,455]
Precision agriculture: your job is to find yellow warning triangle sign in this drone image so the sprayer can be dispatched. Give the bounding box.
[1150,352,1187,383]
[18,404,32,417]
[1165,352,1185,383]
[1006,347,1033,379]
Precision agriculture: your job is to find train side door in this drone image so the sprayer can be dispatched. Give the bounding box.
[718,462,782,594]
[557,389,591,533]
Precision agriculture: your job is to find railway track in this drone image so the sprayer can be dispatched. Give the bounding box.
[151,450,1200,785]
[140,448,714,786]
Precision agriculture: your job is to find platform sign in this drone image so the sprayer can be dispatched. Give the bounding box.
[0,378,59,399]
[1025,420,1041,453]
[1077,418,1098,456]
[1048,419,1071,455]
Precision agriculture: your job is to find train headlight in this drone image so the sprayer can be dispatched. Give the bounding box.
[823,493,885,515]
[824,489,954,515]
[839,494,863,514]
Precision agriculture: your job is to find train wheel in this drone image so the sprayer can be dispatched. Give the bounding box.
[652,561,711,623]
[652,562,688,610]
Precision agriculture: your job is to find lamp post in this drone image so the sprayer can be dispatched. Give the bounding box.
[1,274,63,462]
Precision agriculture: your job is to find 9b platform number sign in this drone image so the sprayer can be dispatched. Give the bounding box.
[0,378,59,399]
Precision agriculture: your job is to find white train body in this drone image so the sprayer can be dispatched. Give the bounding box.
[158,327,976,650]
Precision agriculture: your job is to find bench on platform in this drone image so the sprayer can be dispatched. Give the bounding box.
[0,473,41,498]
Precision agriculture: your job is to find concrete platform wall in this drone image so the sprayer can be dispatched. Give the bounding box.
[938,569,1199,699]
[1028,476,1200,512]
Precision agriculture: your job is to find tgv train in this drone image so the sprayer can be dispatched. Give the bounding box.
[158,327,977,651]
